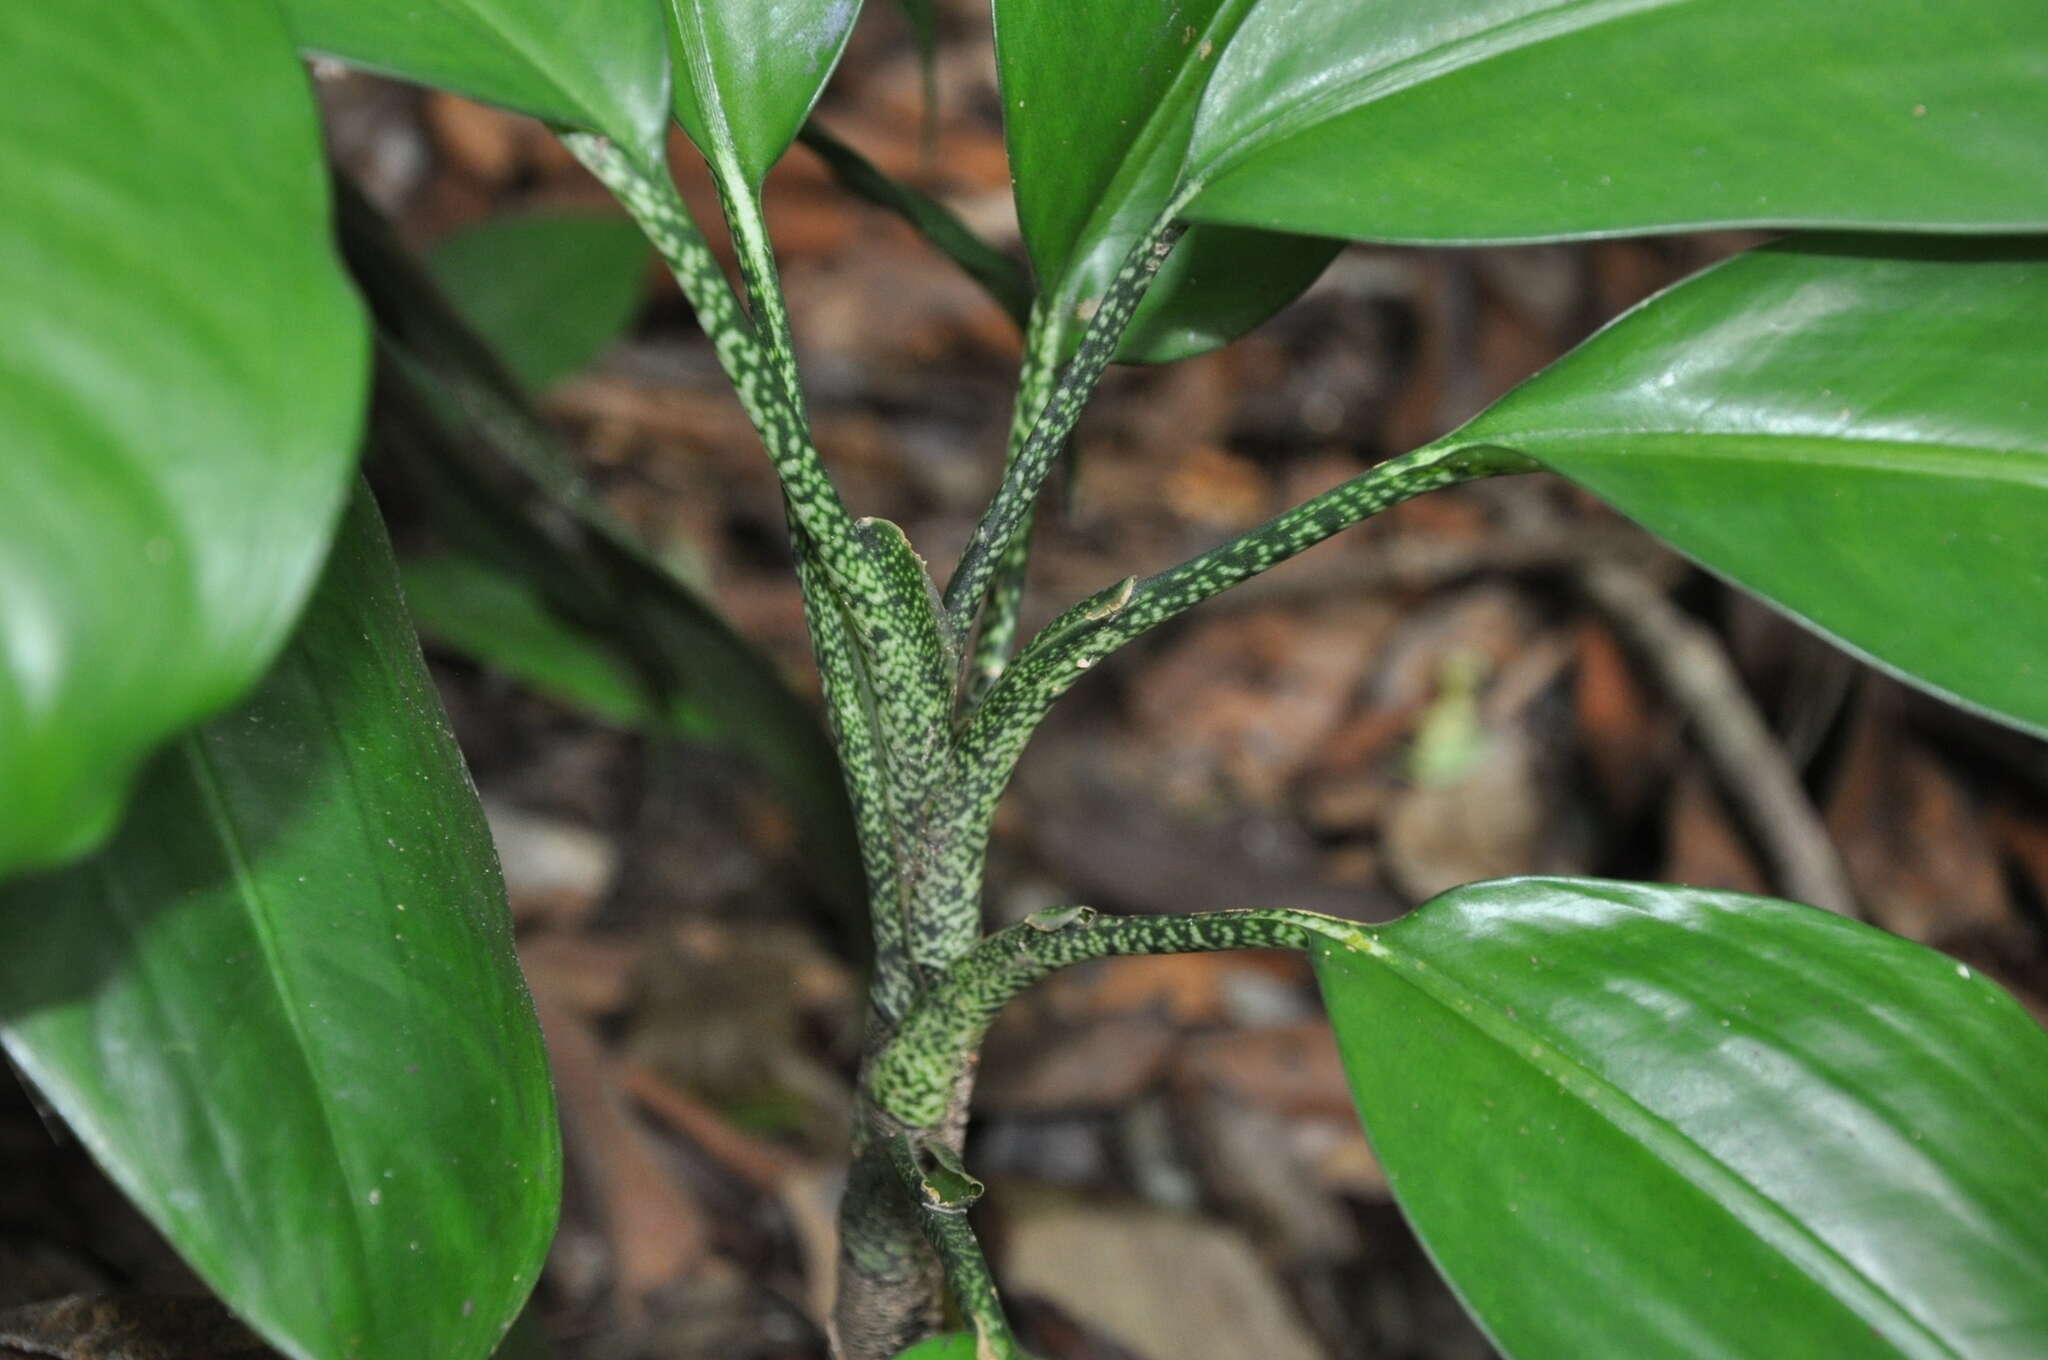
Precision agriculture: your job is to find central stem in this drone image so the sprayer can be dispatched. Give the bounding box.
[833,799,991,1360]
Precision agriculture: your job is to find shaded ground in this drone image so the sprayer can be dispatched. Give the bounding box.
[7,5,2047,1358]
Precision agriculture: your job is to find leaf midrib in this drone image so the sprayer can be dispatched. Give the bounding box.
[671,0,761,194]
[1454,429,2048,487]
[1335,934,1962,1360]
[184,730,377,1355]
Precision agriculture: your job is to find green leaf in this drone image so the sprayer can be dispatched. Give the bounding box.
[893,0,940,139]
[0,0,368,881]
[889,1336,976,1360]
[668,0,862,187]
[1185,0,2048,243]
[992,0,1219,313]
[991,0,1331,363]
[1434,237,2048,737]
[0,490,560,1360]
[1314,877,2048,1359]
[428,213,650,390]
[998,1,2047,362]
[403,551,708,732]
[282,0,670,166]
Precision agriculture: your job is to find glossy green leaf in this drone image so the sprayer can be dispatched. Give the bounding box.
[282,0,669,165]
[0,490,560,1360]
[668,0,862,187]
[0,0,367,881]
[428,213,650,390]
[1435,237,2048,736]
[997,1,2047,363]
[991,0,1332,362]
[1186,0,2048,243]
[1314,877,2048,1359]
[993,0,1219,301]
[402,550,714,736]
[888,1335,975,1360]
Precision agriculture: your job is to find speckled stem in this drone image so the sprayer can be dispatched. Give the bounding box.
[870,907,1362,1127]
[942,210,1189,630]
[704,162,967,1005]
[568,132,960,1024]
[845,903,1366,1358]
[967,532,1034,705]
[577,128,992,1359]
[943,444,1538,863]
[886,1135,1036,1360]
[561,133,884,612]
[881,314,1069,989]
[791,511,917,1026]
[964,307,1063,706]
[892,224,1190,985]
[835,1102,957,1360]
[572,130,1535,1360]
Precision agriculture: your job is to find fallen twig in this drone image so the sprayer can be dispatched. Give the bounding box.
[1576,563,1860,919]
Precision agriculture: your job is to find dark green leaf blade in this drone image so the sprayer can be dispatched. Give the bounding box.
[888,1336,975,1360]
[1314,877,2048,1359]
[669,0,862,187]
[402,551,688,731]
[1435,238,2048,736]
[1122,225,1340,364]
[990,0,1333,362]
[282,0,670,165]
[491,1305,556,1360]
[1187,1,2048,243]
[0,0,368,880]
[895,0,938,60]
[993,0,1227,302]
[428,213,650,390]
[0,491,561,1360]
[894,0,940,143]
